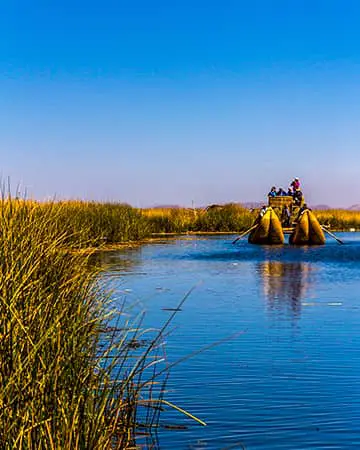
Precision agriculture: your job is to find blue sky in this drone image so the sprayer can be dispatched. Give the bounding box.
[1,1,360,207]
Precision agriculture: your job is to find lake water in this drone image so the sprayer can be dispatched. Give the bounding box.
[101,233,360,449]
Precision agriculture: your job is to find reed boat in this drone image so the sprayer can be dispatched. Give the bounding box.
[245,195,327,246]
[248,206,284,245]
[289,209,325,245]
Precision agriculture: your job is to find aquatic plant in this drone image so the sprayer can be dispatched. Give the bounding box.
[193,203,254,232]
[143,204,254,234]
[143,207,197,233]
[314,209,360,231]
[0,195,203,449]
[144,205,360,234]
[44,200,151,247]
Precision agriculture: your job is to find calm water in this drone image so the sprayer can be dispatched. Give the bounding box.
[102,233,360,449]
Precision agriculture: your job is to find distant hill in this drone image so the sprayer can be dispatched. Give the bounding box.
[310,204,331,210]
[240,202,263,209]
[348,204,360,211]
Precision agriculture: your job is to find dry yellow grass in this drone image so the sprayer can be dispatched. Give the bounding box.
[314,209,360,230]
[0,196,204,449]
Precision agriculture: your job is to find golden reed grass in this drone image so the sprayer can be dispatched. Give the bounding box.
[314,209,360,230]
[0,196,204,449]
[143,205,360,233]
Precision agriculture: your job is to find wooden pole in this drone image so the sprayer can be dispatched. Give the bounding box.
[232,224,258,244]
[321,226,344,245]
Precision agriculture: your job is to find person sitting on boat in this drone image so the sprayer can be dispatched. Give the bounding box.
[291,177,300,192]
[260,205,267,217]
[268,186,277,197]
[287,187,293,197]
[282,204,291,226]
[277,187,287,196]
[293,189,303,206]
[253,205,268,226]
[299,203,311,214]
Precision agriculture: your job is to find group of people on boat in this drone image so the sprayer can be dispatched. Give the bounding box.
[243,176,330,246]
[268,177,303,206]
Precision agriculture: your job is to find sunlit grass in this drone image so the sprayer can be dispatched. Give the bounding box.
[142,207,198,233]
[43,200,151,247]
[314,209,360,230]
[0,195,204,449]
[143,204,255,233]
[143,205,360,233]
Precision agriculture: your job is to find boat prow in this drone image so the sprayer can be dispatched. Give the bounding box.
[232,188,336,246]
[289,209,325,245]
[248,207,284,245]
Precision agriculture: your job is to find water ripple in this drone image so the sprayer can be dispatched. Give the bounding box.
[102,234,360,449]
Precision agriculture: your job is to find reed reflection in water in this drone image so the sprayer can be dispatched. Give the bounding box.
[258,261,314,317]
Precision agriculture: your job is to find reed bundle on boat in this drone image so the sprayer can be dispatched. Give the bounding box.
[248,207,284,245]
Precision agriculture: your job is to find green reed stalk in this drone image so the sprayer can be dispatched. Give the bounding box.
[0,195,201,449]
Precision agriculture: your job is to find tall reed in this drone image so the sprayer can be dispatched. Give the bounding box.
[143,207,197,233]
[43,201,151,247]
[0,196,175,449]
[314,209,360,230]
[143,204,255,234]
[193,204,254,232]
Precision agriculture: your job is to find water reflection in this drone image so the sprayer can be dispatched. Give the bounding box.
[258,261,314,317]
[90,247,143,275]
[91,238,179,276]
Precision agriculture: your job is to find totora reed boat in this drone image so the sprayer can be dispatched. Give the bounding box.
[248,207,284,245]
[246,195,326,246]
[289,209,325,245]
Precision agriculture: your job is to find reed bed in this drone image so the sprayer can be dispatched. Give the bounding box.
[314,209,360,230]
[142,207,198,233]
[193,204,254,232]
[143,204,255,234]
[42,200,151,247]
[143,206,360,233]
[0,196,189,449]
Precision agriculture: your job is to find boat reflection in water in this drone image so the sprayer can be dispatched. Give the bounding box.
[258,261,314,317]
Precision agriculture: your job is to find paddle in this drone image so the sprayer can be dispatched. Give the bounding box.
[321,226,344,245]
[232,224,258,244]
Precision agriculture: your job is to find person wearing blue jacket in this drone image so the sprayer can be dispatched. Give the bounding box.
[268,186,277,197]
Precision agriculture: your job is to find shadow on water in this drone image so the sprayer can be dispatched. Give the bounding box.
[257,261,314,318]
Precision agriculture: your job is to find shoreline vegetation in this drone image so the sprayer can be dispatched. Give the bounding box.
[43,201,358,252]
[0,196,206,449]
[12,200,356,250]
[143,205,360,234]
[2,197,358,447]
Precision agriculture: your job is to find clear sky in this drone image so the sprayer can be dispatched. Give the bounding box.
[1,1,360,207]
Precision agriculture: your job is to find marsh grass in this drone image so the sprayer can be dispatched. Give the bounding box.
[142,207,198,233]
[0,195,202,449]
[143,204,255,234]
[143,205,360,234]
[194,204,254,232]
[45,201,151,247]
[314,209,360,230]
